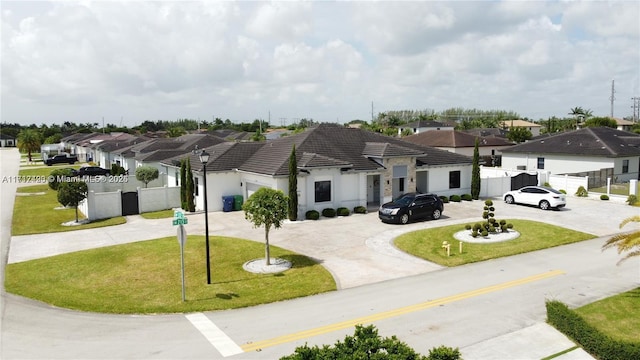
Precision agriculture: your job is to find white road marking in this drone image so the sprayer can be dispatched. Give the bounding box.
[185,313,244,357]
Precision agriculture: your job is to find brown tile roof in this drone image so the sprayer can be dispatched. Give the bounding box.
[404,130,513,148]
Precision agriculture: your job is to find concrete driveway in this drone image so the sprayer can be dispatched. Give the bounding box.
[8,192,639,289]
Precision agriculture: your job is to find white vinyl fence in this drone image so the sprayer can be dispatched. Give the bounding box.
[79,185,180,221]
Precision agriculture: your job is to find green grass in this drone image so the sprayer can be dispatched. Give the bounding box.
[4,236,336,313]
[18,165,81,177]
[574,287,640,343]
[394,219,596,266]
[590,182,640,196]
[12,184,125,235]
[140,209,175,219]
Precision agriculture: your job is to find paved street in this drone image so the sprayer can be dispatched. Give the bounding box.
[2,147,639,359]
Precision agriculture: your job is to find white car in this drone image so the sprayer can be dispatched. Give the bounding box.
[503,186,566,210]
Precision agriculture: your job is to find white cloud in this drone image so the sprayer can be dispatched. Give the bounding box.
[1,1,638,125]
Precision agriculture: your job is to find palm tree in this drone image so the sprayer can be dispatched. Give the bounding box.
[602,216,640,265]
[17,129,42,162]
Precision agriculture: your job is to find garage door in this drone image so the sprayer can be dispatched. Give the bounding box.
[246,183,262,199]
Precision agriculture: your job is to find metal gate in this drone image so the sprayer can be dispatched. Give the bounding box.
[511,173,537,190]
[121,191,139,216]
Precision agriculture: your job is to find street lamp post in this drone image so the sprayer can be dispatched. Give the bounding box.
[198,150,211,284]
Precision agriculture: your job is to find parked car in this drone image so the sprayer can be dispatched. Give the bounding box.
[378,192,444,224]
[44,154,78,166]
[77,166,110,177]
[503,186,566,210]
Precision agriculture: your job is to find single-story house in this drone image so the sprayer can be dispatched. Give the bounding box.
[402,130,514,166]
[501,127,640,183]
[397,120,455,136]
[162,123,474,217]
[499,120,542,137]
[0,134,16,147]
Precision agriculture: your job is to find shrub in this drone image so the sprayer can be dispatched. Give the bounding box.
[353,206,367,214]
[543,182,551,187]
[627,195,638,206]
[305,210,319,220]
[461,194,473,201]
[575,186,588,197]
[440,196,449,203]
[559,189,567,194]
[336,207,350,216]
[48,168,75,190]
[449,195,461,202]
[600,194,609,200]
[546,300,640,360]
[427,346,462,360]
[321,208,336,218]
[465,224,472,230]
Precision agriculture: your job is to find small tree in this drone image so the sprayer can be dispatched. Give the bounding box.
[48,168,75,191]
[135,165,159,188]
[17,129,42,163]
[185,158,195,212]
[57,181,88,223]
[242,187,288,265]
[506,127,532,143]
[471,137,481,200]
[288,145,298,221]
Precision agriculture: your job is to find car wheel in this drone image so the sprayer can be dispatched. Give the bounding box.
[400,213,409,224]
[539,200,550,210]
[432,209,442,220]
[505,195,514,204]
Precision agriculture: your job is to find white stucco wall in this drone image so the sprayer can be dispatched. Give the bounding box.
[197,171,243,212]
[423,165,472,197]
[501,153,614,175]
[138,186,181,213]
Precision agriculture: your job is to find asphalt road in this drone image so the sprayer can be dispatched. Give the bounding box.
[1,148,639,359]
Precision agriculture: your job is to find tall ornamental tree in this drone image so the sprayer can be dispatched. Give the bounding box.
[602,216,640,265]
[471,137,481,200]
[180,158,187,210]
[288,145,298,221]
[242,187,289,265]
[135,165,159,188]
[57,181,88,223]
[17,129,42,163]
[185,158,195,212]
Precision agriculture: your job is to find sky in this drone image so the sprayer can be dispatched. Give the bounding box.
[1,1,639,128]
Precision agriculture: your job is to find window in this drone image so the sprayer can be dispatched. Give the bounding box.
[449,171,461,189]
[175,171,179,186]
[399,178,405,192]
[537,157,545,169]
[315,181,331,202]
[622,159,629,173]
[194,177,199,196]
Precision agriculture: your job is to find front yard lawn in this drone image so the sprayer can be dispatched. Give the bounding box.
[18,164,81,177]
[12,184,125,235]
[4,236,336,314]
[394,219,596,266]
[575,287,640,344]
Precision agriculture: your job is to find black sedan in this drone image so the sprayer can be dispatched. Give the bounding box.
[76,166,110,177]
[378,192,444,224]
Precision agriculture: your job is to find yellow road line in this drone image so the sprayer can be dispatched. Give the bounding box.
[241,269,565,352]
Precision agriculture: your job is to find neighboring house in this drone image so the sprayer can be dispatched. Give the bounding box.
[460,128,509,139]
[499,120,542,137]
[402,130,514,164]
[0,134,16,147]
[62,132,139,163]
[162,124,474,217]
[92,136,150,168]
[501,127,640,183]
[397,120,455,136]
[612,117,635,132]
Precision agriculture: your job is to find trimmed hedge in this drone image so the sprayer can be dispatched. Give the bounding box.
[305,210,320,220]
[449,195,461,202]
[336,207,350,216]
[600,194,609,200]
[353,206,367,214]
[322,208,336,218]
[461,194,473,201]
[546,300,640,360]
[439,196,449,203]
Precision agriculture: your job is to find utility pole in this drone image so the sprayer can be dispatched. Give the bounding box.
[371,101,374,123]
[609,79,616,118]
[632,97,640,123]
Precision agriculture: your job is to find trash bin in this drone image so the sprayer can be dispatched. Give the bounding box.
[222,196,234,212]
[233,195,243,211]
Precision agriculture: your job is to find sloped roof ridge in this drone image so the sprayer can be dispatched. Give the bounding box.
[585,127,615,155]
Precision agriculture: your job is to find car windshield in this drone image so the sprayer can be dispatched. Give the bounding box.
[393,195,414,206]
